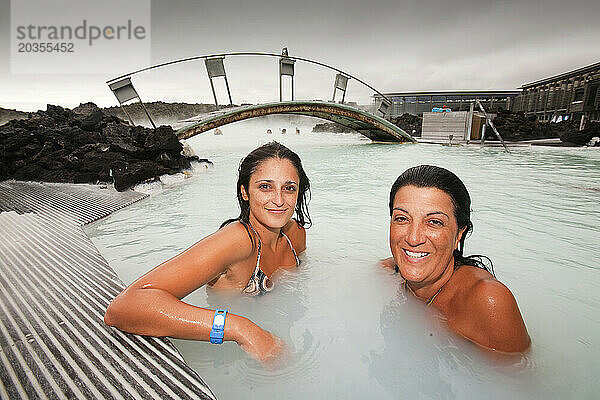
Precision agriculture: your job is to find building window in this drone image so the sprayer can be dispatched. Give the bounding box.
[586,86,598,106]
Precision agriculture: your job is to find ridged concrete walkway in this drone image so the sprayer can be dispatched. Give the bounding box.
[0,181,216,400]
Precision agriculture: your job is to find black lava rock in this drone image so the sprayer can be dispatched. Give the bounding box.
[558,122,600,145]
[312,122,355,134]
[0,103,201,191]
[390,114,422,137]
[486,109,599,144]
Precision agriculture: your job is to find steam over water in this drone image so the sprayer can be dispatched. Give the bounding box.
[87,117,600,399]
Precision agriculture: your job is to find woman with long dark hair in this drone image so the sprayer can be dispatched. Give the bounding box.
[381,165,530,353]
[105,142,311,362]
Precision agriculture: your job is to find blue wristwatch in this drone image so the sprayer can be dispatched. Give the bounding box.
[209,309,228,344]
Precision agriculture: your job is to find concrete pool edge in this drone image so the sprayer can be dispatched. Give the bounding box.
[0,180,216,399]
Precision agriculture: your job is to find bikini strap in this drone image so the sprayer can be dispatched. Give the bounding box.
[247,223,262,277]
[281,232,300,266]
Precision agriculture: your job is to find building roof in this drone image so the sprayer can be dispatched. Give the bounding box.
[520,61,600,89]
[375,90,521,98]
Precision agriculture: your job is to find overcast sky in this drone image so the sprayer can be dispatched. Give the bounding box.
[1,0,599,111]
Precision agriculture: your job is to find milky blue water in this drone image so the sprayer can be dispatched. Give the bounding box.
[87,117,600,399]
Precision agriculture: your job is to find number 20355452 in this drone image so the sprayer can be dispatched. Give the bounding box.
[17,42,74,53]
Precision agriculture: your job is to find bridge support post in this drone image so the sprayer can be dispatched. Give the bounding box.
[332,73,349,104]
[205,57,233,110]
[108,77,156,128]
[378,98,392,118]
[208,75,219,110]
[279,56,296,101]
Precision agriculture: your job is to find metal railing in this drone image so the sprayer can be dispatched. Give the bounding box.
[106,51,392,127]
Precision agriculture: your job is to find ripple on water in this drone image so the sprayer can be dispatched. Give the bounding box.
[233,329,323,384]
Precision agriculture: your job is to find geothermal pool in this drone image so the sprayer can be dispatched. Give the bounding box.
[87,117,600,399]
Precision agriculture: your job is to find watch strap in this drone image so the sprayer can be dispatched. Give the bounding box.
[209,309,228,344]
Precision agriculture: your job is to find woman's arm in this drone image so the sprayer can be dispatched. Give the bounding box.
[104,222,282,362]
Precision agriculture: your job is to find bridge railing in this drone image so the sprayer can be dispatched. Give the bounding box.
[106,51,393,127]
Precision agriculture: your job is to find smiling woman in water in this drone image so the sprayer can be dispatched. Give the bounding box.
[381,165,530,353]
[104,141,311,362]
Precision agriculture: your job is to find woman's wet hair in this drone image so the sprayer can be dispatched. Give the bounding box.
[389,165,494,274]
[221,141,311,232]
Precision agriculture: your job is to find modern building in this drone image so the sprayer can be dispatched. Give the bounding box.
[375,90,520,118]
[511,61,600,122]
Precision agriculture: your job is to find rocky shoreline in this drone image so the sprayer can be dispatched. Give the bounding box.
[0,103,208,191]
[1,104,597,191]
[102,101,228,127]
[0,101,228,127]
[389,110,599,146]
[489,109,600,145]
[389,114,423,137]
[311,122,355,133]
[0,108,29,126]
[4,102,598,146]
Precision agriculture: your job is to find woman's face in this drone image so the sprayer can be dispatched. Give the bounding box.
[390,185,465,284]
[241,157,299,230]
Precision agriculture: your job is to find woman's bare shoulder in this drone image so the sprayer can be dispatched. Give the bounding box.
[453,266,512,304]
[451,266,517,315]
[451,266,530,353]
[211,221,255,257]
[282,219,306,254]
[160,221,255,276]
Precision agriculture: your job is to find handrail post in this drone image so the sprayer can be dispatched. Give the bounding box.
[467,101,474,141]
[476,99,509,152]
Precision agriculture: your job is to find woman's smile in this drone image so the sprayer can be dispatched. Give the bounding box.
[266,208,288,214]
[402,249,430,262]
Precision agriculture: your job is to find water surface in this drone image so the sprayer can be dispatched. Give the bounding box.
[87,117,600,399]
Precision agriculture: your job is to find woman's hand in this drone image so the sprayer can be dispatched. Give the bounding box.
[234,318,285,363]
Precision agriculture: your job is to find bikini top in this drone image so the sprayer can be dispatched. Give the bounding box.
[242,224,300,296]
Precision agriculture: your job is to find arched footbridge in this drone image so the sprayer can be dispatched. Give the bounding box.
[177,101,412,142]
[107,51,415,143]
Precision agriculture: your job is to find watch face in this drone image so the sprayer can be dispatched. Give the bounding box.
[214,314,225,328]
